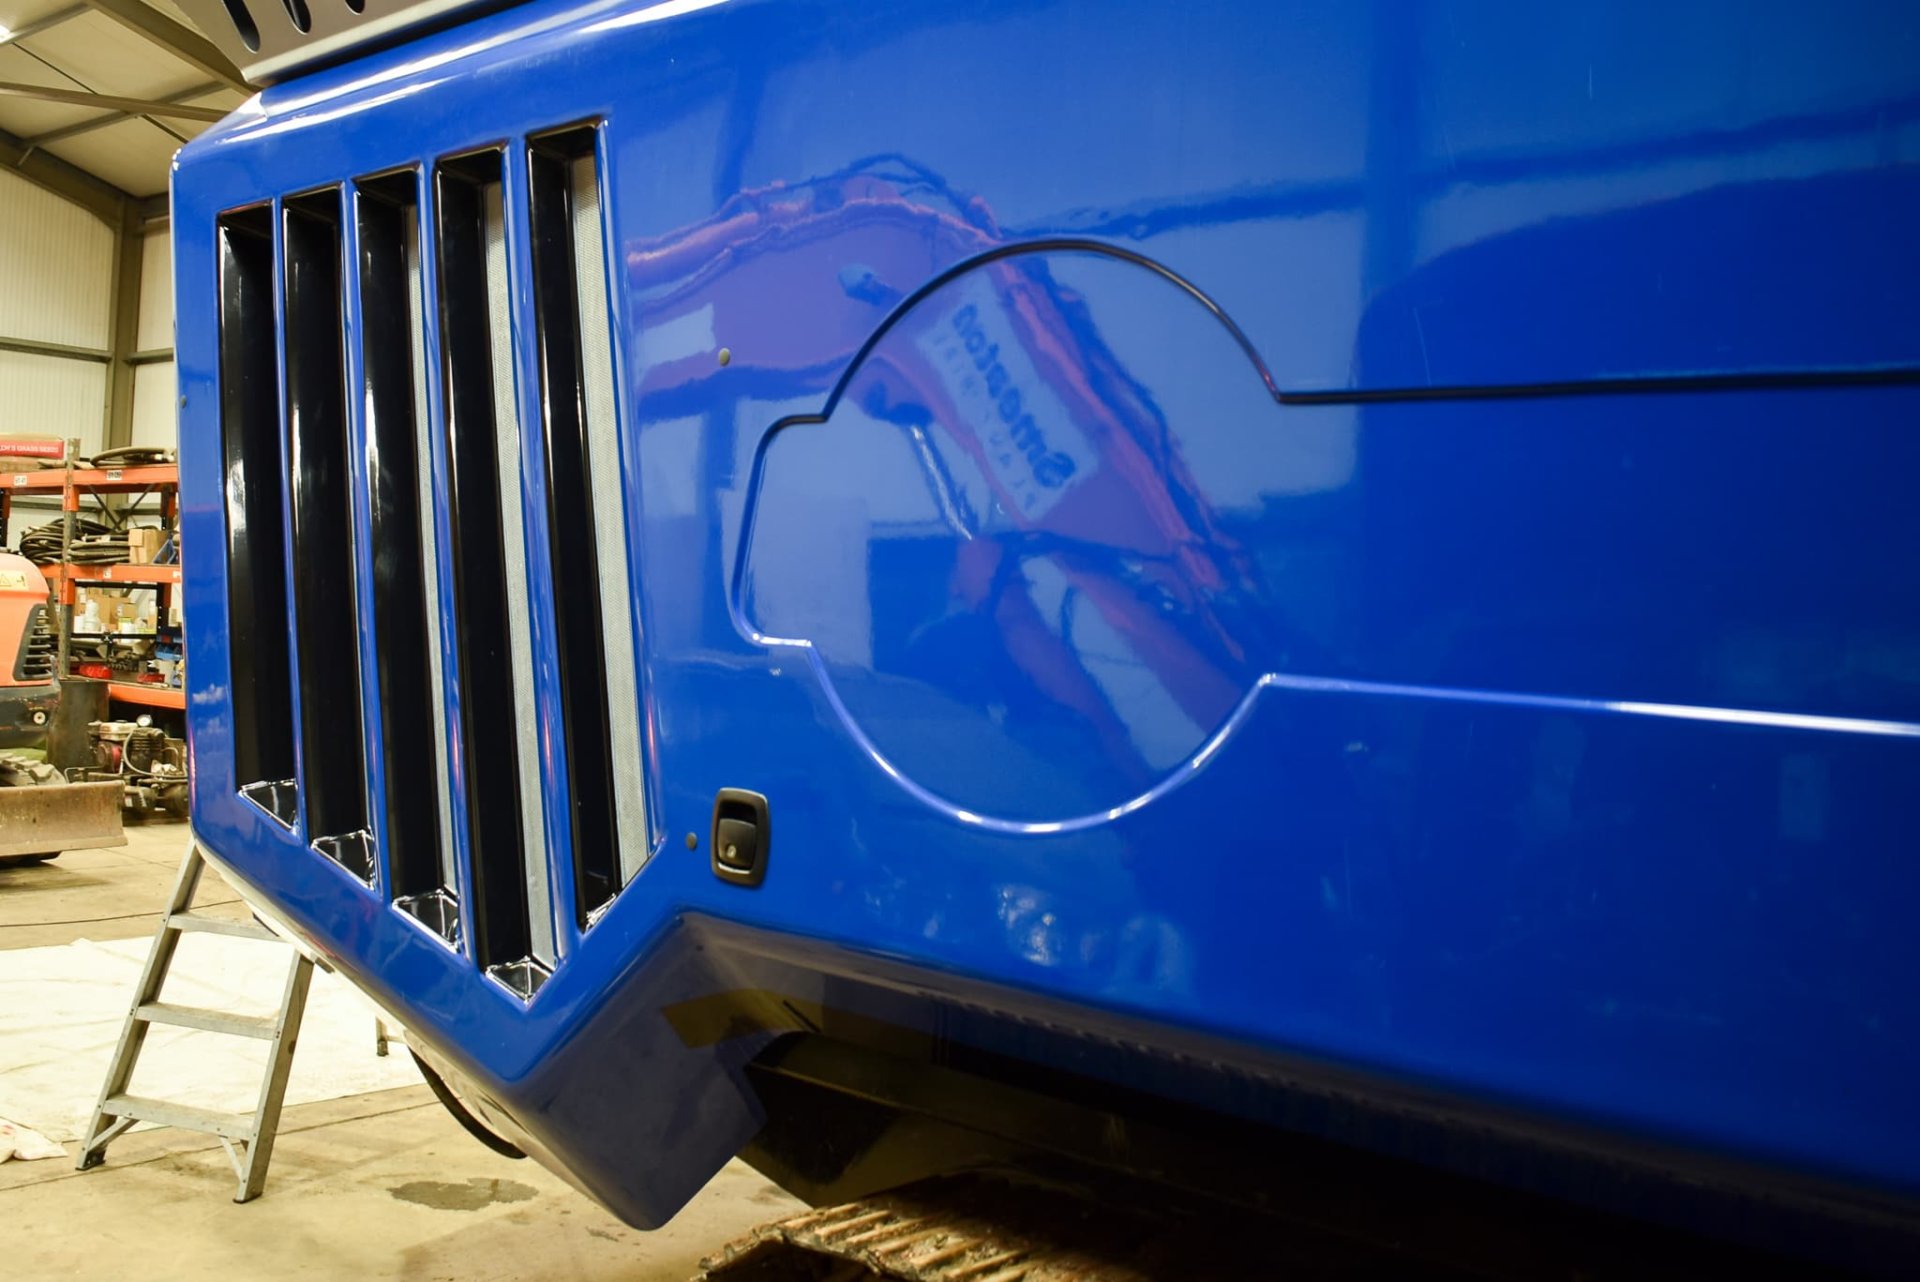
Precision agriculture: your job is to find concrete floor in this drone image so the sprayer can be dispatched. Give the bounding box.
[0,818,802,1280]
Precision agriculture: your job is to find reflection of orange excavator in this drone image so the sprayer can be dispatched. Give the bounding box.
[867,256,1262,763]
[631,158,1266,782]
[626,159,1010,404]
[0,551,123,865]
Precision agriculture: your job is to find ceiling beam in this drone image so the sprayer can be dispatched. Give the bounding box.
[23,79,226,146]
[75,0,249,93]
[0,122,129,224]
[0,5,92,47]
[0,80,228,121]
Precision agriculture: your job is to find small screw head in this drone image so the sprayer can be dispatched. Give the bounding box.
[178,395,187,407]
[685,832,699,850]
[716,347,732,366]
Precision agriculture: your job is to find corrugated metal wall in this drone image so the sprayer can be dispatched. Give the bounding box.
[0,169,114,350]
[0,167,115,470]
[0,351,108,448]
[131,362,177,448]
[131,227,178,450]
[0,176,184,461]
[0,168,161,551]
[136,227,172,352]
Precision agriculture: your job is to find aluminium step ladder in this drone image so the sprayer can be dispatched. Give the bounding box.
[74,835,314,1203]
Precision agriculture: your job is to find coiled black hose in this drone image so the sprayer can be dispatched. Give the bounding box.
[18,518,124,565]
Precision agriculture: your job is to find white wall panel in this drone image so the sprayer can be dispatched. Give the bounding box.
[0,351,106,457]
[131,361,179,450]
[137,229,175,353]
[0,169,113,349]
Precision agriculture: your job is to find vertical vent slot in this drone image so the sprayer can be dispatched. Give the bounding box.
[217,206,298,827]
[527,125,645,924]
[283,189,373,881]
[357,172,458,937]
[435,150,551,991]
[12,605,56,682]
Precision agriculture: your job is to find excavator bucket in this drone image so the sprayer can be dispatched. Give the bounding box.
[0,771,124,859]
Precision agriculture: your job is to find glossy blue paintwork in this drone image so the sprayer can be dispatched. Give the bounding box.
[174,0,1920,1253]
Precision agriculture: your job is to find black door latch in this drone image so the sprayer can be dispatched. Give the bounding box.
[711,789,770,887]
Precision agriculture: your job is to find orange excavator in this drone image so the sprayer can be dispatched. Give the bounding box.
[0,551,122,866]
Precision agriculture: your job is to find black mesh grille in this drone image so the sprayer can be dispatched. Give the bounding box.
[12,605,56,683]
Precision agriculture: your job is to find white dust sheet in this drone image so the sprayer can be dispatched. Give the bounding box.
[0,932,418,1145]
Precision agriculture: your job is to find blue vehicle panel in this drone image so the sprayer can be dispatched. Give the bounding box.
[174,0,1920,1264]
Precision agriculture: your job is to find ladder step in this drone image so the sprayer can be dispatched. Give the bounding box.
[77,842,315,1202]
[100,1094,256,1142]
[169,912,278,942]
[136,1002,279,1039]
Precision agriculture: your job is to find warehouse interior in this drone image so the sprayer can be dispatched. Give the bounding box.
[0,2,795,1276]
[2,1,1916,1278]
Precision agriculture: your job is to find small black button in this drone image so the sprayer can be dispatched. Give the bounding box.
[715,816,757,871]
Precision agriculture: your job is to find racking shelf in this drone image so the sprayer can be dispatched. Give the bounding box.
[42,563,183,586]
[95,682,186,711]
[0,449,183,716]
[1,464,181,495]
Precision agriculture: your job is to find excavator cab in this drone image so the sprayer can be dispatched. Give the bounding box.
[0,552,123,865]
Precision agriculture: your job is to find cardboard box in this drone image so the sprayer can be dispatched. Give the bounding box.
[127,527,164,564]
